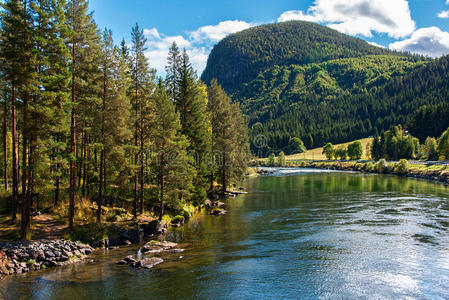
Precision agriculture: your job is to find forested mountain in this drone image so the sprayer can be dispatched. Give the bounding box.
[201,21,401,93]
[201,21,449,156]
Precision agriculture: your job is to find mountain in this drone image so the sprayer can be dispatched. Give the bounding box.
[201,21,441,156]
[201,21,399,93]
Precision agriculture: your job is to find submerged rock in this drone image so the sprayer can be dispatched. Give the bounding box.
[136,257,164,269]
[141,240,178,253]
[209,208,227,216]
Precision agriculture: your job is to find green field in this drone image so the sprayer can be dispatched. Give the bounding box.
[286,138,374,161]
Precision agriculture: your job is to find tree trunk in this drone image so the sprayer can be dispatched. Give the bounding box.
[69,38,76,231]
[20,94,28,240]
[11,84,18,221]
[53,133,60,206]
[222,155,226,193]
[86,137,91,197]
[139,123,144,214]
[3,88,7,193]
[77,128,84,190]
[97,150,103,223]
[133,114,138,218]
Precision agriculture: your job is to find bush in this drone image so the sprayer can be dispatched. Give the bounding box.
[347,141,363,160]
[171,215,185,225]
[365,162,375,172]
[395,159,408,174]
[375,159,388,173]
[278,151,286,166]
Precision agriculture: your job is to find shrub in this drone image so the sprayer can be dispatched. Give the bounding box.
[347,141,363,160]
[395,159,408,174]
[171,215,185,225]
[278,151,286,166]
[365,162,375,172]
[376,159,388,173]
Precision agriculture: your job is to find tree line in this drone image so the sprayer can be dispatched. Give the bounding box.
[0,0,249,239]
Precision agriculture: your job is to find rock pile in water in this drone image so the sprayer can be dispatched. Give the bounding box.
[0,240,93,278]
[117,240,183,269]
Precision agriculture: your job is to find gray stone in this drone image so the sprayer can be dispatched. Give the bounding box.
[136,257,164,269]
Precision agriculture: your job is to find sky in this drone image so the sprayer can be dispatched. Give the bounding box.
[89,0,449,76]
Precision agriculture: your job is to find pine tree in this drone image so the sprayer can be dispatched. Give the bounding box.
[0,0,27,222]
[207,80,249,192]
[96,28,114,223]
[176,49,211,202]
[165,42,181,104]
[65,0,101,230]
[130,23,153,216]
[151,83,194,221]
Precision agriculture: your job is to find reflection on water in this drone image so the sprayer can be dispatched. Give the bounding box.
[1,171,449,299]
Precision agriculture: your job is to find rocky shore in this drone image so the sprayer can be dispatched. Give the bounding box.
[0,240,93,279]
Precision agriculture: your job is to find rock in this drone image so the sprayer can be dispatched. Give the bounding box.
[124,255,137,264]
[46,261,58,267]
[169,249,184,253]
[136,257,164,269]
[141,240,177,253]
[44,250,55,258]
[209,209,227,216]
[116,260,127,265]
[156,222,167,234]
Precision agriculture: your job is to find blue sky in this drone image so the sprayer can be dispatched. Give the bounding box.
[89,0,449,75]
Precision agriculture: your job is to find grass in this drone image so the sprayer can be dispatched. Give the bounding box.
[286,137,374,161]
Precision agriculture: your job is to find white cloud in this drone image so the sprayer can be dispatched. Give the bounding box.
[367,41,385,48]
[277,0,415,38]
[190,20,254,43]
[438,10,449,18]
[144,20,256,76]
[389,27,449,57]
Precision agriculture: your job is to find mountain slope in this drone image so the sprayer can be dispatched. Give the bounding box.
[250,55,447,154]
[201,21,399,93]
[201,21,443,156]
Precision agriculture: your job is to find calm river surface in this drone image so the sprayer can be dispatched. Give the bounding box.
[1,168,449,299]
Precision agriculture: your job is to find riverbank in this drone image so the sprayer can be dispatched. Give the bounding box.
[0,188,244,279]
[255,160,449,185]
[0,240,93,279]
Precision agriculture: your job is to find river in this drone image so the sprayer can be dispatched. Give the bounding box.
[1,168,449,299]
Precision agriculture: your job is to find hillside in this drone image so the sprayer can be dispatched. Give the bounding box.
[248,55,449,155]
[201,21,396,93]
[200,21,448,157]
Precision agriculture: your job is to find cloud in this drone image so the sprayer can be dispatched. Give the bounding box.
[367,41,385,48]
[277,0,415,38]
[438,10,449,18]
[389,27,449,57]
[144,20,256,76]
[190,20,254,44]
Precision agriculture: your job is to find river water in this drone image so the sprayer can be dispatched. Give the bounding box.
[1,168,449,299]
